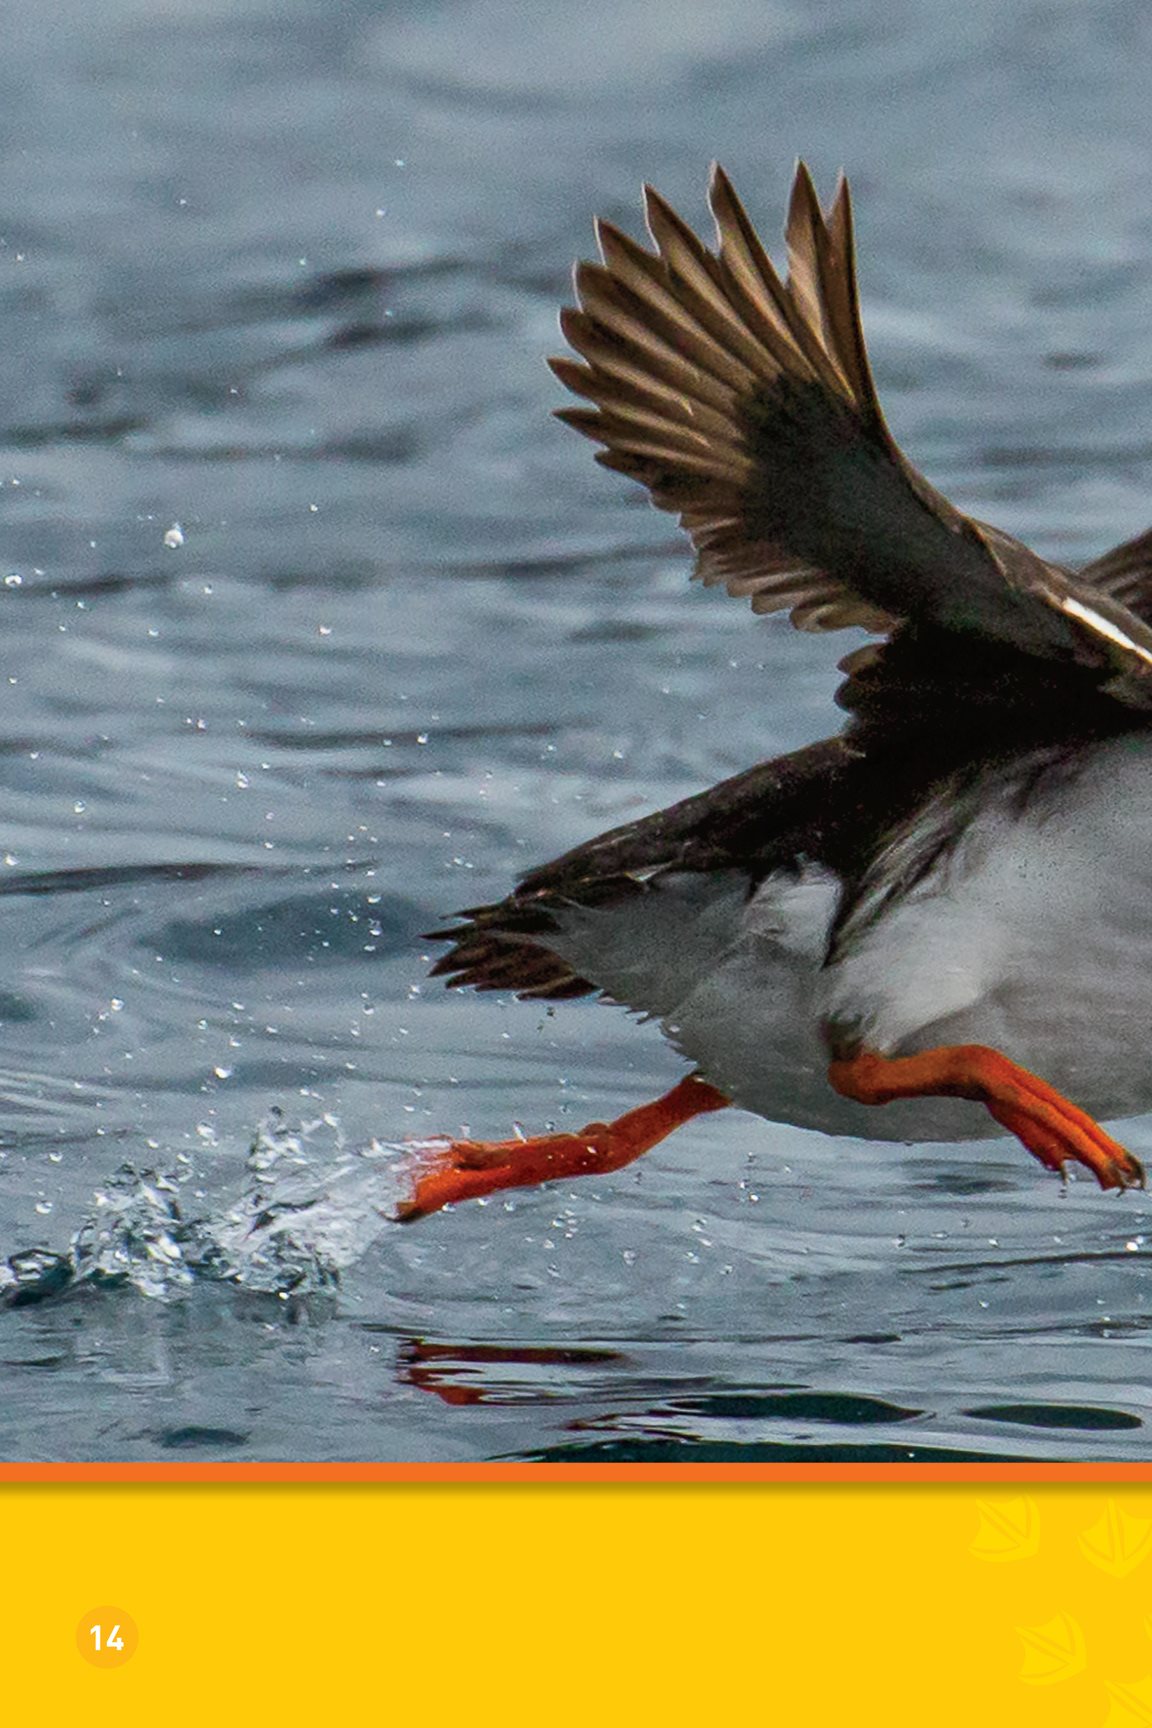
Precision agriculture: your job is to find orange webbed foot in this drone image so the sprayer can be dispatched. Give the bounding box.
[393,1072,729,1223]
[829,1044,1144,1192]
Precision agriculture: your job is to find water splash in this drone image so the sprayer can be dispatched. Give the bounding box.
[0,1108,416,1308]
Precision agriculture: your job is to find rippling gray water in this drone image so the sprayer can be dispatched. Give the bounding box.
[4,0,1152,1460]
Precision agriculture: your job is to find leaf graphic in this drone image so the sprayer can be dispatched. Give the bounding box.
[1104,1677,1152,1728]
[1017,1613,1086,1686]
[1080,1500,1152,1578]
[971,1496,1040,1562]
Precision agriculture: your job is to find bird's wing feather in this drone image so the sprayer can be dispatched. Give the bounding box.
[1079,526,1152,621]
[553,163,1152,707]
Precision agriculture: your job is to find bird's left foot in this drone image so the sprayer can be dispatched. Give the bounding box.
[393,1072,730,1222]
[829,1044,1145,1191]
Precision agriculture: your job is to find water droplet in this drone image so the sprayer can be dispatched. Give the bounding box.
[4,572,21,587]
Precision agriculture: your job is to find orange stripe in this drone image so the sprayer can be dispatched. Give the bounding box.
[0,1462,1150,1482]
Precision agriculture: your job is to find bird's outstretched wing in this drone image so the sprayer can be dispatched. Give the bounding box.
[553,163,1152,707]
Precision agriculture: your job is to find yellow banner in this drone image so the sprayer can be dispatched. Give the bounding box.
[8,1483,1152,1723]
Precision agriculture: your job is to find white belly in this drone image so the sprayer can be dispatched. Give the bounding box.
[540,732,1152,1142]
[822,732,1152,1124]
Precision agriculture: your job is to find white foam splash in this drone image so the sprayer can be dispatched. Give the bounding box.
[1,1108,418,1306]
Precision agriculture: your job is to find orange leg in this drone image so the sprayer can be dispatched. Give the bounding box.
[828,1045,1144,1191]
[394,1072,730,1223]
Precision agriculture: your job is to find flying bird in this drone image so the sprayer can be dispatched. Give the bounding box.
[397,163,1152,1223]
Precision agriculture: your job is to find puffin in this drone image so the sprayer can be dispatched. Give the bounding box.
[396,162,1152,1224]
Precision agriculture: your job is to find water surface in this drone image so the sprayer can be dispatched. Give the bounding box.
[3,0,1152,1460]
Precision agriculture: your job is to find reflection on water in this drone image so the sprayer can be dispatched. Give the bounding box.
[1,0,1152,1458]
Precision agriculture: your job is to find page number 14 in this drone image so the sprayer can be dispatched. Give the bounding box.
[76,1604,138,1667]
